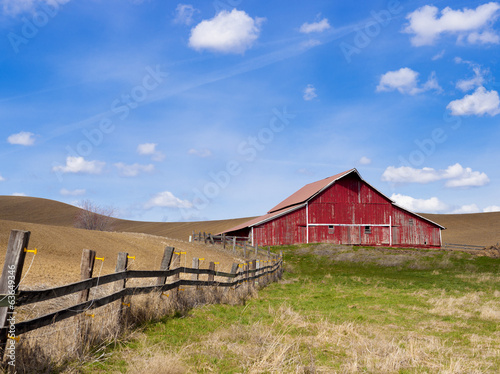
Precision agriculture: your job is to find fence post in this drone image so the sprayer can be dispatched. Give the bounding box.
[232,237,236,254]
[78,249,96,304]
[77,248,96,352]
[171,252,181,300]
[244,262,249,295]
[114,252,129,329]
[203,232,207,244]
[157,247,174,286]
[0,230,30,368]
[230,262,239,300]
[210,234,215,245]
[250,260,256,288]
[208,262,215,284]
[255,244,258,256]
[243,243,247,258]
[191,257,199,290]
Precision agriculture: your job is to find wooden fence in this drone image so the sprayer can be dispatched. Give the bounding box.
[191,231,276,259]
[0,230,283,366]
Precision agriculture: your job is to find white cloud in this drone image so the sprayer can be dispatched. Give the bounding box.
[359,156,372,165]
[303,84,317,101]
[189,9,264,54]
[299,18,331,34]
[376,68,441,95]
[114,162,154,177]
[382,164,489,188]
[456,66,486,91]
[52,156,105,174]
[60,188,86,196]
[1,0,71,16]
[432,50,445,60]
[403,3,500,46]
[145,191,193,209]
[467,30,500,44]
[451,204,481,214]
[7,131,36,146]
[188,148,212,158]
[137,143,165,161]
[174,3,198,25]
[483,205,500,212]
[12,192,27,196]
[390,193,448,213]
[447,86,500,116]
[0,174,4,181]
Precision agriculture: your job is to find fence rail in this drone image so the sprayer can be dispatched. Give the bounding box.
[191,231,275,259]
[0,229,283,368]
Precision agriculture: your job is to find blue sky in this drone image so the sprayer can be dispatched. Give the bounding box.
[0,0,499,222]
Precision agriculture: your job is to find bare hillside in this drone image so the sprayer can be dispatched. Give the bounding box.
[0,196,252,241]
[1,196,498,247]
[420,212,500,246]
[0,219,241,287]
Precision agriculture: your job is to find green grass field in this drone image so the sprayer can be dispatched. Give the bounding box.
[82,245,500,373]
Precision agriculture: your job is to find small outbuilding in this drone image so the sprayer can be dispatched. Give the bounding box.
[222,168,445,247]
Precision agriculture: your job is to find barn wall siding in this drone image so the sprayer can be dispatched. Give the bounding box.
[254,207,306,246]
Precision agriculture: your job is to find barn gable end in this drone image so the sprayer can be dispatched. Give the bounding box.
[222,169,444,248]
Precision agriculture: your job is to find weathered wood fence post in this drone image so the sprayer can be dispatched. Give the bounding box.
[192,257,199,290]
[232,237,236,254]
[114,252,129,329]
[157,246,174,287]
[77,248,96,352]
[171,252,181,301]
[0,230,30,369]
[250,260,256,288]
[208,262,215,284]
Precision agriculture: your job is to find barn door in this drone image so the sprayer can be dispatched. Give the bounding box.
[392,226,400,246]
[349,226,361,245]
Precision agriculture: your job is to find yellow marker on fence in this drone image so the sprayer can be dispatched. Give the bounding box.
[162,293,169,297]
[122,302,130,307]
[127,255,135,260]
[85,313,95,318]
[96,257,104,261]
[24,248,37,255]
[199,258,205,261]
[180,251,187,255]
[7,335,20,342]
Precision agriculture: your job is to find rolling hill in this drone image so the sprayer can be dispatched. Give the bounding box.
[1,195,499,246]
[0,196,252,241]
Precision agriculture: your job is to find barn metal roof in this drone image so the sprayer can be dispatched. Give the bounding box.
[268,169,357,213]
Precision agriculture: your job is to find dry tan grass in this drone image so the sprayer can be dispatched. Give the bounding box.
[138,302,495,373]
[9,266,280,373]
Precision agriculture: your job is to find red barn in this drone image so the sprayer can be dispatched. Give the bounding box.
[223,168,444,247]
